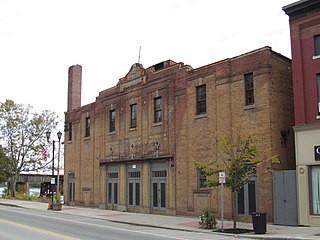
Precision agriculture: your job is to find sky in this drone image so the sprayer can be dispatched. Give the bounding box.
[0,0,295,132]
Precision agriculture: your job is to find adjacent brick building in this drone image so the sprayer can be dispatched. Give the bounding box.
[283,0,320,226]
[64,46,295,222]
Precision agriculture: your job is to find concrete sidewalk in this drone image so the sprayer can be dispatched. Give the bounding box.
[1,199,320,239]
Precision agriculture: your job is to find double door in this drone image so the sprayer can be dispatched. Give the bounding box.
[152,180,166,210]
[108,181,118,208]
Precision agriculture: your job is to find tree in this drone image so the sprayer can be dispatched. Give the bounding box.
[195,119,279,231]
[0,145,11,182]
[0,99,59,197]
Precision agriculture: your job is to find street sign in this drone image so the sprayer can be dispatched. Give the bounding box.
[219,171,225,231]
[219,172,225,183]
[51,177,55,184]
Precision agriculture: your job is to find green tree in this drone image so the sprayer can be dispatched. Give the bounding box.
[195,119,279,231]
[0,99,59,197]
[0,145,11,182]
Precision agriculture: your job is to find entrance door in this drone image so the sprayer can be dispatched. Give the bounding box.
[127,163,140,208]
[68,173,75,205]
[151,162,167,212]
[237,180,256,216]
[273,170,298,225]
[152,180,166,210]
[108,181,118,207]
[107,165,119,210]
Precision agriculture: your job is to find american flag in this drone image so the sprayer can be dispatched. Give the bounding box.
[42,146,47,161]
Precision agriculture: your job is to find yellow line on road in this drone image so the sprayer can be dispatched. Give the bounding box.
[0,218,80,240]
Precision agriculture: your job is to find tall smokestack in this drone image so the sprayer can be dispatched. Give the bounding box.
[67,65,82,111]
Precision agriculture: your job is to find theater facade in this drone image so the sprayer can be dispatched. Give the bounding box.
[64,46,295,222]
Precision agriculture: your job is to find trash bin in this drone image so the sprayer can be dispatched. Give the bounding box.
[252,212,266,234]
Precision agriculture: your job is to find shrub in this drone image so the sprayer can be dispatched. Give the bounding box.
[199,209,217,229]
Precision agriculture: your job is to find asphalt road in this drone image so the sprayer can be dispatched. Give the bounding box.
[0,205,242,240]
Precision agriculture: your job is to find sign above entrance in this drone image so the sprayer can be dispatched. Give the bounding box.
[315,146,320,161]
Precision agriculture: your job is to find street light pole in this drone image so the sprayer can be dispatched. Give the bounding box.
[56,131,62,203]
[46,130,62,208]
[51,140,55,206]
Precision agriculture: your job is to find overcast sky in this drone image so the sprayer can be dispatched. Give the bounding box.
[0,0,295,131]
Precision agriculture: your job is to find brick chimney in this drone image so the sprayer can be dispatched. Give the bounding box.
[67,65,82,111]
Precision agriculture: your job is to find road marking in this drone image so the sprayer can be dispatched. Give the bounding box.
[0,218,80,240]
[0,207,208,240]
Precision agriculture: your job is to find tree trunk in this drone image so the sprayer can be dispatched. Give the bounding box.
[9,174,17,198]
[232,191,237,231]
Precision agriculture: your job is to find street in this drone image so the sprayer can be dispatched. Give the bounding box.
[0,205,244,240]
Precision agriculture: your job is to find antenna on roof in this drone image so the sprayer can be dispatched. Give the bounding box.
[138,46,141,63]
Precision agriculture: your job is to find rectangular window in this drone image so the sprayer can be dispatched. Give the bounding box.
[154,97,162,123]
[109,110,115,132]
[135,182,140,206]
[317,74,320,113]
[196,85,206,115]
[245,73,254,106]
[311,166,320,215]
[237,180,256,215]
[114,182,118,204]
[160,182,166,208]
[152,170,167,178]
[314,35,320,56]
[108,172,118,178]
[153,182,158,207]
[198,170,207,189]
[237,187,245,214]
[130,104,137,128]
[129,182,133,206]
[108,183,112,204]
[248,181,256,214]
[85,116,90,137]
[68,122,72,141]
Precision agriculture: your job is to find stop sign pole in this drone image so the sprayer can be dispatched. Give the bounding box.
[219,172,225,231]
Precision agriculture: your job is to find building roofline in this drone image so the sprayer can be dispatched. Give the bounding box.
[283,0,320,20]
[191,46,291,73]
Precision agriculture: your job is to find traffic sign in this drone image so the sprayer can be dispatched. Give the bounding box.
[219,172,225,184]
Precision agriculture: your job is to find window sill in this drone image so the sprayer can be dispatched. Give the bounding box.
[84,136,90,141]
[243,104,255,110]
[313,55,320,60]
[316,115,320,120]
[193,189,210,194]
[108,131,115,135]
[129,127,137,132]
[195,113,207,119]
[68,140,72,144]
[153,122,162,127]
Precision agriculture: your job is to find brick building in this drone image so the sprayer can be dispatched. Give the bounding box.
[283,0,320,226]
[64,46,295,222]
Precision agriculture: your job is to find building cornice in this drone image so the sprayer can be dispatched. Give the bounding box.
[283,0,320,20]
[293,121,320,132]
[99,155,174,165]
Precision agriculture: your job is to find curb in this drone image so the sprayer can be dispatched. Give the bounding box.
[0,201,318,240]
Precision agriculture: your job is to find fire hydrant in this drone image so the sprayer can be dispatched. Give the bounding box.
[47,199,52,210]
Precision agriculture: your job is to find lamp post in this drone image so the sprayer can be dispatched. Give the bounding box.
[46,130,62,208]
